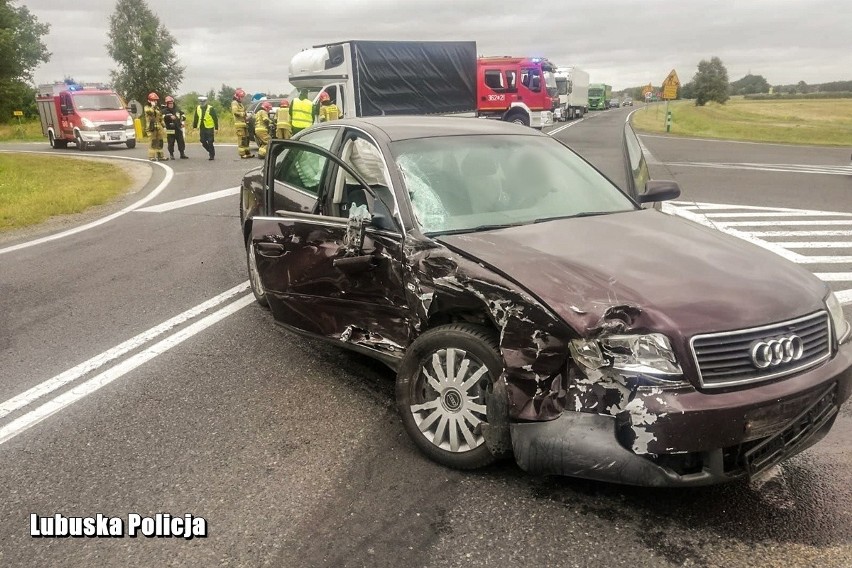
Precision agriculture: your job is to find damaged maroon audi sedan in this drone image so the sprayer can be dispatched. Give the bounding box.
[239,116,852,486]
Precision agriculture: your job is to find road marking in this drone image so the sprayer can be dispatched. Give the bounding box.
[774,242,852,249]
[547,118,585,137]
[135,186,240,213]
[663,201,852,304]
[749,231,852,237]
[0,151,174,256]
[665,162,852,176]
[0,293,255,446]
[639,133,851,150]
[0,282,250,420]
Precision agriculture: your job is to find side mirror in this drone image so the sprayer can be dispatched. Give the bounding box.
[639,180,681,204]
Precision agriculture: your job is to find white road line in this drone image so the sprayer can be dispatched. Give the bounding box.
[547,119,584,137]
[795,256,852,264]
[815,273,852,282]
[718,220,852,227]
[774,242,852,249]
[665,162,852,176]
[0,151,174,256]
[639,133,850,149]
[750,231,852,237]
[837,290,852,304]
[704,211,852,219]
[135,186,240,213]
[0,293,255,446]
[671,201,852,215]
[0,281,250,419]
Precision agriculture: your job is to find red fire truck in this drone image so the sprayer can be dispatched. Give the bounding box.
[476,56,558,128]
[36,82,136,150]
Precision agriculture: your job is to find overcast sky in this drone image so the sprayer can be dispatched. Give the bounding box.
[24,0,852,96]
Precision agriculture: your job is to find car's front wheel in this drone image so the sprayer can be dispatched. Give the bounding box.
[246,239,269,308]
[396,324,504,469]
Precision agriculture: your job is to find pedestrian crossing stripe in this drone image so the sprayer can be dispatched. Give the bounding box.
[663,201,852,304]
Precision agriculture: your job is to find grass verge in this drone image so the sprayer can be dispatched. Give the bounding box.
[631,98,852,146]
[0,154,130,231]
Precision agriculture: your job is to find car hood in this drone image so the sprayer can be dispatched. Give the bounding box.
[77,109,131,122]
[437,209,828,340]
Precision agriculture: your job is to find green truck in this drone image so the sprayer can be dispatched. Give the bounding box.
[588,83,612,110]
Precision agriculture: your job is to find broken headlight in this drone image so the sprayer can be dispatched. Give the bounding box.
[827,291,851,345]
[570,333,683,377]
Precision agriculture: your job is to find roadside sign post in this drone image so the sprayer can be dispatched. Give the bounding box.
[666,109,672,132]
[661,70,680,131]
[12,110,24,137]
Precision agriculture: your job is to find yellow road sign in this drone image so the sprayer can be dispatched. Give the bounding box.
[13,110,23,116]
[662,69,680,88]
[662,70,680,100]
[642,83,654,96]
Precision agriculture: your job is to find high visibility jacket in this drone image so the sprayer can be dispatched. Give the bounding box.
[291,98,314,129]
[319,104,340,122]
[195,104,216,129]
[231,100,247,127]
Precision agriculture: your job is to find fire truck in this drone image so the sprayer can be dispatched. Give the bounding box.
[476,56,557,128]
[36,82,136,150]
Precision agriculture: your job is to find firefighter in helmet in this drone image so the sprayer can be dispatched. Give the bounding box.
[255,101,273,159]
[145,92,166,161]
[162,95,188,159]
[274,99,291,140]
[318,91,340,122]
[231,88,253,159]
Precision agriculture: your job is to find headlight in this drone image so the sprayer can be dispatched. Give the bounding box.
[81,117,95,129]
[827,291,851,345]
[570,333,683,377]
[125,116,134,126]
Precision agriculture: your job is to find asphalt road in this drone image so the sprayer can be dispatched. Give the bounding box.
[0,116,850,567]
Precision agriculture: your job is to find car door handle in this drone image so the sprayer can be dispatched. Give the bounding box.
[255,242,286,257]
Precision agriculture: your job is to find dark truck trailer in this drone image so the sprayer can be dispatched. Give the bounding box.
[288,40,477,118]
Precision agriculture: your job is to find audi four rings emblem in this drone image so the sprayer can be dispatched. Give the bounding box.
[750,336,805,369]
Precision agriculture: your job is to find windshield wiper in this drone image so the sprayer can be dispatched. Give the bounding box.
[430,223,521,236]
[533,211,619,223]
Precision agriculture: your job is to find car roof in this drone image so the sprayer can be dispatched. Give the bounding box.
[329,116,547,142]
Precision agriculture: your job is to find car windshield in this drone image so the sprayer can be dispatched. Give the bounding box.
[73,93,124,111]
[544,71,558,97]
[589,88,602,97]
[555,77,569,95]
[391,134,636,235]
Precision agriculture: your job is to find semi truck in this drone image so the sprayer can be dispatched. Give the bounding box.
[36,82,136,150]
[288,40,477,119]
[476,56,557,128]
[588,83,612,111]
[553,66,589,121]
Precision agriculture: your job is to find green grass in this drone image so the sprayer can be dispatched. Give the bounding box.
[631,98,852,146]
[0,154,130,231]
[0,120,44,142]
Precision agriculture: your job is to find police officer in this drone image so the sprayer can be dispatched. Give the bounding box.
[192,95,218,160]
[145,92,166,161]
[231,88,253,159]
[290,89,315,136]
[162,95,188,159]
[318,91,340,122]
[275,99,291,139]
[255,101,273,159]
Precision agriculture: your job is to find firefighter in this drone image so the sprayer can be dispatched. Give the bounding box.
[231,88,253,159]
[145,92,166,161]
[318,91,340,122]
[274,99,291,139]
[290,89,315,135]
[192,95,219,160]
[255,101,273,159]
[162,95,188,159]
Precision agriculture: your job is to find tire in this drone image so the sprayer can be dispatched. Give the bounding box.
[506,112,530,127]
[75,132,86,151]
[246,239,269,308]
[126,139,136,149]
[396,323,504,470]
[49,131,68,149]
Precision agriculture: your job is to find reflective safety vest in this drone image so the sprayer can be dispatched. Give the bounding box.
[196,104,215,129]
[291,98,314,129]
[319,104,340,122]
[231,100,247,127]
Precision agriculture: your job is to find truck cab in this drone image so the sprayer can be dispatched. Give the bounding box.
[476,57,557,128]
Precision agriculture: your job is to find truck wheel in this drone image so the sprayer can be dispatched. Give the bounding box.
[126,139,136,149]
[49,131,67,149]
[396,323,505,470]
[506,112,530,127]
[75,133,87,151]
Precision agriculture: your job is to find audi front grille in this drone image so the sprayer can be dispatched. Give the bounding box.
[690,311,831,388]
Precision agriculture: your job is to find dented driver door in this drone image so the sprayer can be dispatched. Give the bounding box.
[250,140,410,361]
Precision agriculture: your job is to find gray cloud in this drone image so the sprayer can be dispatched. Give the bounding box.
[25,0,852,96]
